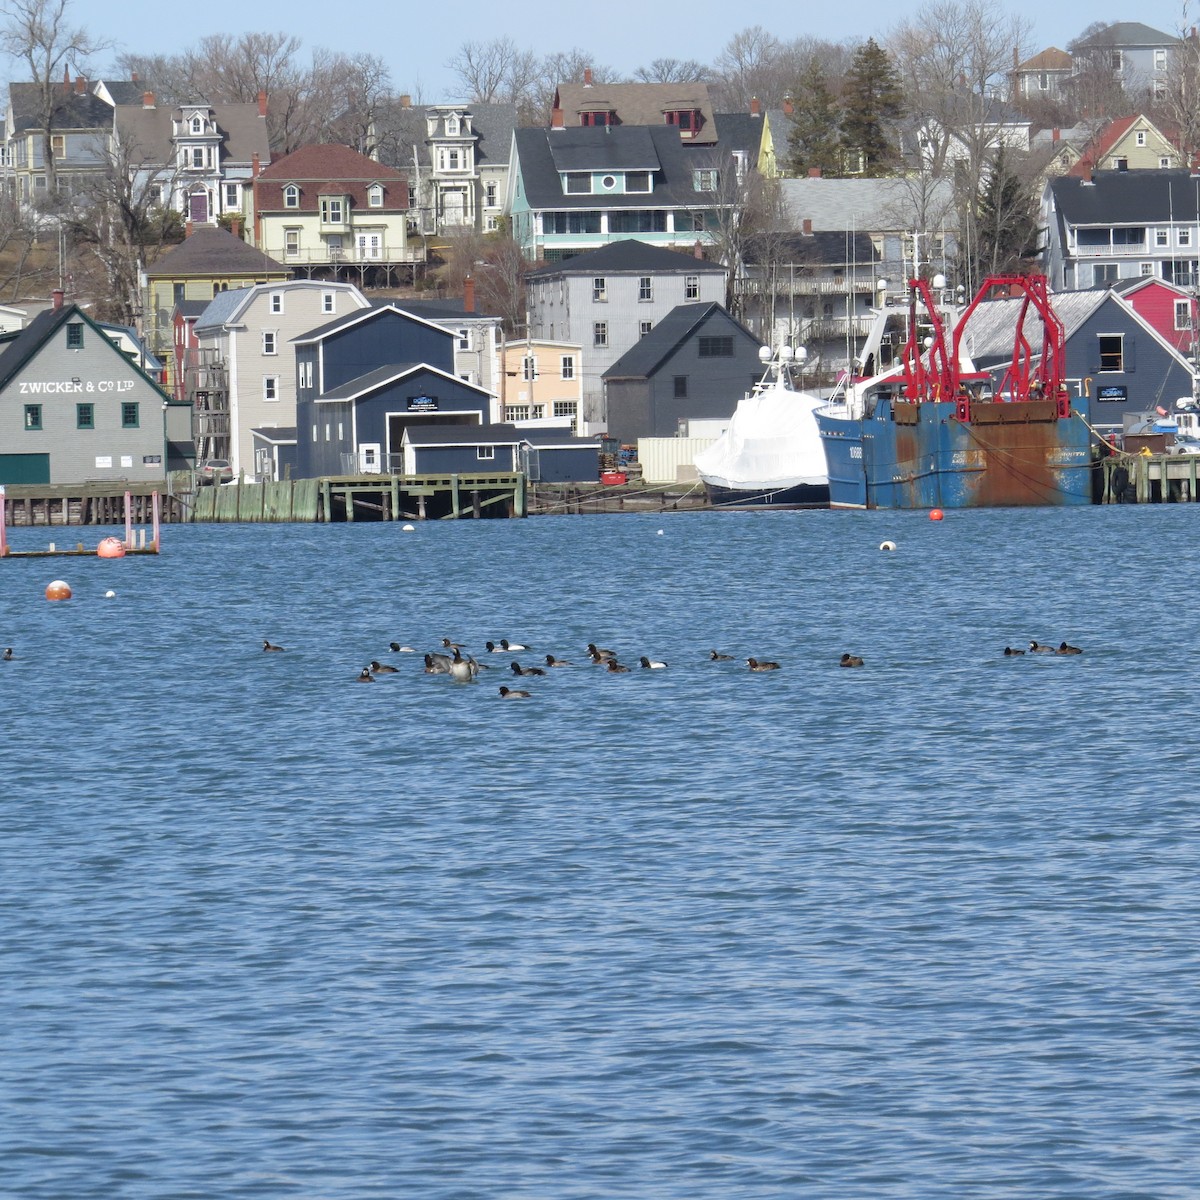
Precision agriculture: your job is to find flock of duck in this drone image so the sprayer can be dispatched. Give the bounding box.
[1005,641,1083,656]
[257,637,877,696]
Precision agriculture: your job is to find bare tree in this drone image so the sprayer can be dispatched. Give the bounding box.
[0,0,106,195]
[447,37,525,104]
[434,224,529,334]
[1155,12,1200,163]
[631,58,710,83]
[710,26,783,110]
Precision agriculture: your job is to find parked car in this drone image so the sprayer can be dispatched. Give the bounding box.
[196,458,233,484]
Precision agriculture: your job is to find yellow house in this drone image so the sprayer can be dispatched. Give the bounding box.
[501,339,584,432]
[1071,114,1183,176]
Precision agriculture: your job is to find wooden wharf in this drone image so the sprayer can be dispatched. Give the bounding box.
[1101,453,1200,503]
[1,486,162,557]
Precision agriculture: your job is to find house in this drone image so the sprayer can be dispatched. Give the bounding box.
[524,239,727,426]
[737,229,881,383]
[187,280,371,478]
[113,90,270,225]
[1069,22,1179,100]
[552,75,719,143]
[401,422,600,481]
[292,304,492,476]
[0,294,190,485]
[506,123,734,261]
[1010,47,1076,105]
[251,143,422,286]
[757,102,796,178]
[171,299,209,402]
[142,225,290,386]
[1043,169,1200,290]
[1108,276,1199,357]
[1066,115,1182,176]
[418,103,517,235]
[602,302,764,440]
[912,98,1031,173]
[521,427,601,481]
[499,338,584,431]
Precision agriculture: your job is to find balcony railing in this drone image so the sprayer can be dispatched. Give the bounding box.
[1071,242,1149,257]
[740,276,880,297]
[281,245,426,265]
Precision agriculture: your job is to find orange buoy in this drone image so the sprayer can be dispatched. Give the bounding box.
[45,579,72,601]
[929,509,945,521]
[97,537,126,558]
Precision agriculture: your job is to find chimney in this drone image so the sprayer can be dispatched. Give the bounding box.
[463,275,476,313]
[583,68,593,87]
[75,75,85,95]
[257,89,268,118]
[143,91,155,109]
[185,220,194,238]
[1013,46,1019,68]
[803,218,813,235]
[252,152,260,176]
[62,66,69,89]
[750,97,761,117]
[52,288,64,310]
[1052,127,1060,142]
[131,70,138,83]
[399,93,411,109]
[808,167,822,178]
[693,239,703,259]
[551,107,564,130]
[782,97,793,116]
[230,216,242,240]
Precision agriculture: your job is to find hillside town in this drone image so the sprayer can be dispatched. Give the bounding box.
[1,0,1199,499]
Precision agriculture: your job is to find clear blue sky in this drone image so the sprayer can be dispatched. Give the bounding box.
[33,1,1194,103]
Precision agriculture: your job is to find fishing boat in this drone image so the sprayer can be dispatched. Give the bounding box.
[694,345,829,509]
[815,274,1094,509]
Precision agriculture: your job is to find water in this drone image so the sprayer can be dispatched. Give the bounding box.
[2,507,1197,1198]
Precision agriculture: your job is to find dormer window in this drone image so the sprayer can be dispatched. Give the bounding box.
[625,171,650,193]
[190,115,203,134]
[580,110,615,126]
[565,173,591,194]
[283,184,299,208]
[446,114,460,135]
[320,196,346,224]
[666,109,701,132]
[693,168,719,191]
[368,184,384,207]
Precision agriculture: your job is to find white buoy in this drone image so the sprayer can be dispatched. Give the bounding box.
[104,590,116,598]
[402,523,416,532]
[656,529,664,535]
[880,540,897,551]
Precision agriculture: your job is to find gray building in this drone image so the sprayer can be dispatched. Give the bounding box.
[525,239,727,429]
[0,299,189,485]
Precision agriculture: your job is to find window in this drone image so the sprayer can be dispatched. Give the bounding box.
[1156,48,1167,71]
[301,361,313,388]
[673,375,688,398]
[320,196,344,223]
[593,321,608,347]
[24,404,42,430]
[1157,229,1169,247]
[1181,229,1192,247]
[1098,335,1124,371]
[560,355,574,379]
[191,147,205,169]
[592,277,607,302]
[1038,71,1049,91]
[477,446,495,461]
[446,113,460,135]
[1111,157,1128,170]
[638,276,652,302]
[76,403,94,429]
[1110,50,1123,72]
[625,171,651,193]
[1093,264,1118,285]
[485,182,497,207]
[1140,262,1155,276]
[640,320,653,337]
[565,173,591,194]
[263,375,279,400]
[457,328,470,350]
[121,402,139,428]
[693,168,719,191]
[699,336,734,357]
[191,115,203,133]
[270,292,284,314]
[66,322,83,348]
[1136,131,1147,146]
[368,184,383,207]
[263,331,277,355]
[580,110,614,126]
[1175,299,1193,330]
[284,185,299,207]
[50,134,65,157]
[1160,157,1173,169]
[285,229,301,257]
[322,292,335,313]
[522,355,537,380]
[224,183,239,209]
[505,405,530,420]
[685,275,700,301]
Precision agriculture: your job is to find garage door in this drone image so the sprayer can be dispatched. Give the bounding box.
[0,453,50,484]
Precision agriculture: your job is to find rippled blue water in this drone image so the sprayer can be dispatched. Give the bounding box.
[2,507,1198,1198]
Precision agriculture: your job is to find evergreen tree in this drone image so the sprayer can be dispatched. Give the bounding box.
[785,60,843,176]
[975,146,1042,275]
[840,38,904,177]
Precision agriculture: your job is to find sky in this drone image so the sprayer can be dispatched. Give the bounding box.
[7,0,1191,102]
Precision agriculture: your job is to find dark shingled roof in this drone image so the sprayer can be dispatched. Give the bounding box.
[1050,170,1200,224]
[741,231,879,267]
[291,303,453,345]
[7,82,112,133]
[602,302,761,380]
[319,363,489,402]
[148,228,287,279]
[526,238,723,278]
[404,422,521,446]
[251,426,297,443]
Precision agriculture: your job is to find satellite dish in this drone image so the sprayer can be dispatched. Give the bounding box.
[779,346,795,362]
[758,345,772,362]
[932,273,947,288]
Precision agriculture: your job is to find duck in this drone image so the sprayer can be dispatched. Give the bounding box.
[449,648,477,682]
[747,658,780,671]
[355,667,374,682]
[639,656,668,669]
[501,638,529,652]
[2,647,13,661]
[1056,641,1083,655]
[499,686,531,699]
[587,643,616,661]
[840,653,864,668]
[605,659,631,673]
[424,652,451,674]
[1029,641,1056,654]
[369,660,399,674]
[709,650,734,661]
[544,654,571,667]
[484,641,506,653]
[389,642,416,653]
[511,660,546,676]
[441,638,465,650]
[1003,646,1026,656]
[263,639,285,652]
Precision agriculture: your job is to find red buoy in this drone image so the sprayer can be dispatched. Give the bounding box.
[45,579,72,600]
[929,509,945,521]
[97,537,126,558]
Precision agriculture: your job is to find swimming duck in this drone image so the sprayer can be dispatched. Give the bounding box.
[605,659,631,673]
[485,641,506,653]
[501,639,529,652]
[1056,641,1083,655]
[840,654,864,668]
[449,648,477,682]
[369,660,399,674]
[424,652,451,674]
[545,654,571,667]
[2,647,13,661]
[441,638,465,650]
[389,642,416,653]
[587,643,616,661]
[355,667,374,682]
[263,639,285,652]
[747,658,780,671]
[511,660,546,676]
[709,650,734,661]
[1029,641,1056,654]
[1003,646,1026,656]
[639,656,668,669]
[499,686,531,699]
